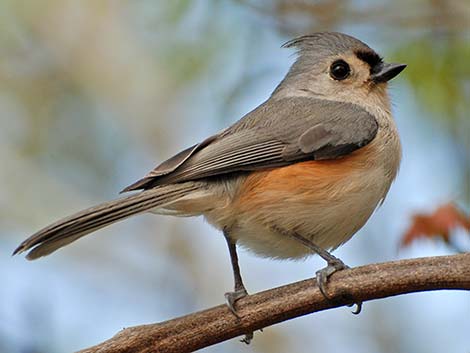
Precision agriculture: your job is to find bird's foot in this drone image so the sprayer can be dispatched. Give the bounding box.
[315,257,362,314]
[225,288,254,343]
[224,287,248,318]
[240,332,254,344]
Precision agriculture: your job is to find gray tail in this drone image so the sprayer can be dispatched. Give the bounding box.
[13,183,200,260]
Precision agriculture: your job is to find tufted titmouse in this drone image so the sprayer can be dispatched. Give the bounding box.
[14,32,405,314]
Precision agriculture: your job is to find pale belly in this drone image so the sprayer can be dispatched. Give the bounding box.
[230,175,385,259]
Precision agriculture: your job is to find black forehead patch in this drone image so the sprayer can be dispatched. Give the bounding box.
[354,49,383,68]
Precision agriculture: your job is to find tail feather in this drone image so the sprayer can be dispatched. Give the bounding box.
[13,183,201,260]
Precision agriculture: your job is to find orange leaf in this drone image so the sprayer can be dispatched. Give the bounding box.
[401,203,470,247]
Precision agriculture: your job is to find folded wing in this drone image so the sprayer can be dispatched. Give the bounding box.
[123,97,378,191]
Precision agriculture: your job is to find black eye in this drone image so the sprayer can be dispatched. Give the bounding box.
[330,60,350,80]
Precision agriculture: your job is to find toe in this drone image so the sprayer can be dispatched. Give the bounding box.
[240,332,254,344]
[225,289,248,317]
[350,301,363,315]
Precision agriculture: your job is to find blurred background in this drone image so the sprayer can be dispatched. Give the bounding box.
[1,1,469,352]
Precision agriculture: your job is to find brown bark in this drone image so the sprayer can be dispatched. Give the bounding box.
[78,253,470,353]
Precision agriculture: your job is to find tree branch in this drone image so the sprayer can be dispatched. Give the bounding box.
[78,253,470,353]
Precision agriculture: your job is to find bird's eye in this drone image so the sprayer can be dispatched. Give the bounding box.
[330,60,351,80]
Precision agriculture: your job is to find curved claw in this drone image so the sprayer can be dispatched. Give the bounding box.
[240,332,254,344]
[225,289,253,344]
[348,301,363,315]
[315,259,363,314]
[315,258,349,299]
[224,288,248,318]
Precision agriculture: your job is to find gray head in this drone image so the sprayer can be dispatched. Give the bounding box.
[272,32,406,110]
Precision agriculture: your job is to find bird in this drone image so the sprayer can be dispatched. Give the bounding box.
[14,32,406,317]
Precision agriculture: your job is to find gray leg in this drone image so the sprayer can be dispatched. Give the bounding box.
[223,230,248,316]
[276,228,362,314]
[223,230,254,344]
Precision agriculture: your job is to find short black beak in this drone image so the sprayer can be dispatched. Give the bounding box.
[370,63,407,83]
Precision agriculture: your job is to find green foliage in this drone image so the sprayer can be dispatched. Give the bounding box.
[393,36,470,135]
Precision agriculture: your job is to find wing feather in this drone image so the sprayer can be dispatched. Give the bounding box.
[123,97,378,190]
